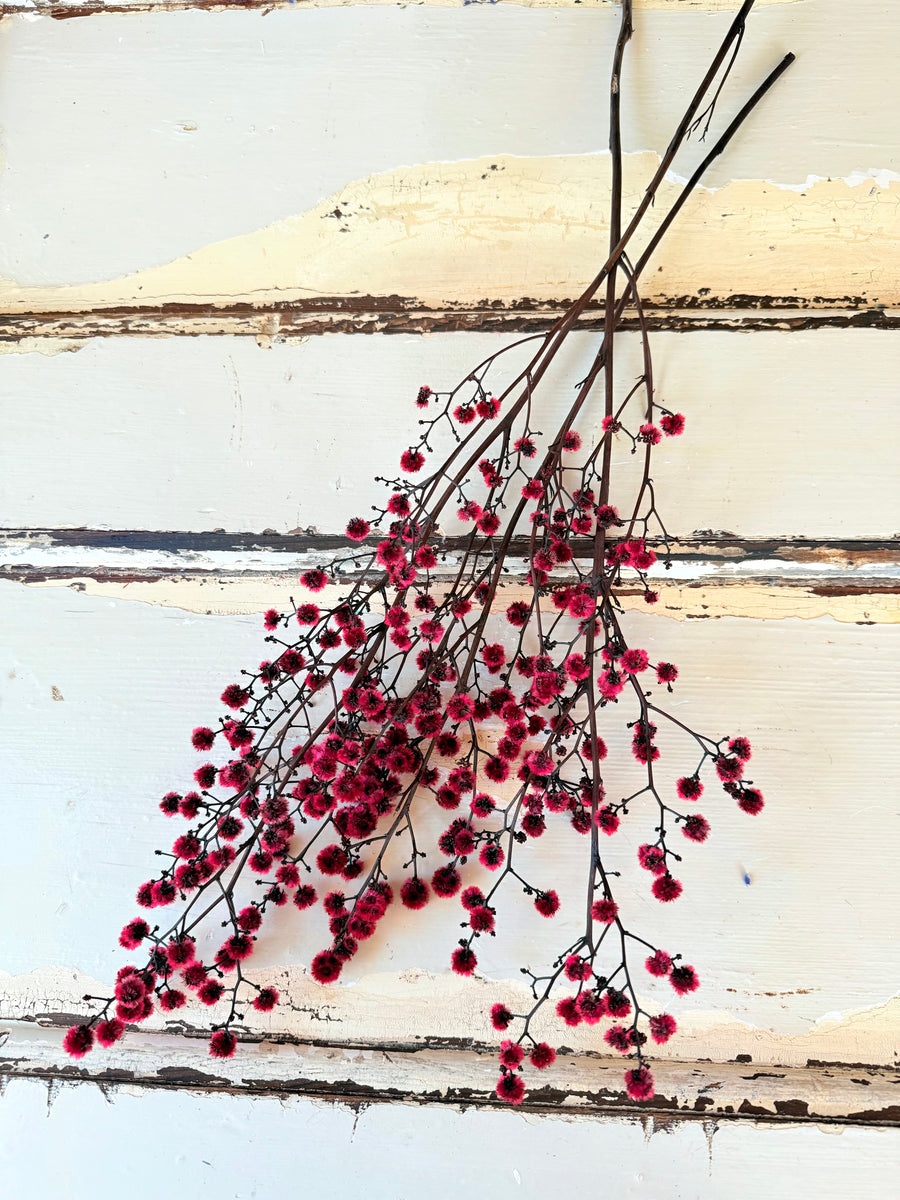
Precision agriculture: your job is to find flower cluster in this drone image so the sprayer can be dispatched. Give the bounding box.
[66,1,780,1110]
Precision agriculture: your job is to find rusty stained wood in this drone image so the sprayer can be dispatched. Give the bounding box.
[0,301,896,343]
[2,1022,898,1128]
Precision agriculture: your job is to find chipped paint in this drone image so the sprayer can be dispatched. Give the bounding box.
[11,0,806,18]
[2,967,899,1077]
[2,157,896,311]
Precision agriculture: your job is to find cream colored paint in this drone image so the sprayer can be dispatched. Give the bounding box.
[0,2,896,291]
[3,968,899,1072]
[2,582,898,1062]
[2,1075,894,1200]
[3,157,897,311]
[5,549,899,624]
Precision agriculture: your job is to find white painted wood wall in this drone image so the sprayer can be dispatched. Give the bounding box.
[1,1,898,1195]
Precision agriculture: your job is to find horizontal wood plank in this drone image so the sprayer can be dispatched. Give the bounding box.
[2,331,899,538]
[4,531,899,622]
[2,582,898,1068]
[2,1023,898,1127]
[1,1071,896,1200]
[0,2,896,311]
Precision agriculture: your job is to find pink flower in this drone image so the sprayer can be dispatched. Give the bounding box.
[191,726,216,751]
[300,568,329,592]
[496,1073,526,1104]
[649,1013,677,1044]
[729,736,752,761]
[677,776,703,801]
[346,517,371,541]
[645,950,672,977]
[400,448,425,473]
[605,1025,632,1054]
[63,1024,94,1058]
[221,684,250,710]
[482,644,506,673]
[564,955,592,982]
[253,987,279,1012]
[637,844,667,875]
[656,662,678,685]
[738,788,765,815]
[530,1043,556,1070]
[491,1003,513,1031]
[534,890,559,918]
[198,980,225,1005]
[431,865,462,897]
[479,843,505,871]
[638,423,662,445]
[118,919,150,949]
[682,814,710,843]
[400,877,430,910]
[160,989,187,1012]
[556,997,581,1027]
[660,412,685,437]
[451,946,478,976]
[311,950,343,984]
[624,1065,655,1101]
[652,874,683,903]
[621,648,649,674]
[577,990,608,1025]
[715,755,744,783]
[96,1019,125,1047]
[670,965,699,995]
[498,1039,524,1069]
[591,898,618,924]
[209,1030,237,1058]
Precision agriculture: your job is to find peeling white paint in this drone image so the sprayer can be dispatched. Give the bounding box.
[0,2,896,292]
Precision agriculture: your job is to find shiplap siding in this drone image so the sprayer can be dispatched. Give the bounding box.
[1,0,898,1194]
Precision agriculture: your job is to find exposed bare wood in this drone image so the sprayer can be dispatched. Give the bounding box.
[0,303,895,342]
[4,529,897,564]
[2,1022,897,1127]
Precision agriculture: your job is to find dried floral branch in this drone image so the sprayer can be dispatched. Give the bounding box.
[66,2,791,1106]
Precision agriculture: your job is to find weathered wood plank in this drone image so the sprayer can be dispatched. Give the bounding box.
[2,332,898,538]
[0,3,896,311]
[2,582,898,1067]
[3,531,898,622]
[1,1072,896,1200]
[1,304,896,342]
[2,0,808,18]
[2,1023,898,1127]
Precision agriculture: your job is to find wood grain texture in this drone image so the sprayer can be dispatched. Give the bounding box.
[2,1023,898,1127]
[2,582,898,1067]
[2,332,898,538]
[4,531,899,623]
[0,2,896,310]
[1,1073,895,1200]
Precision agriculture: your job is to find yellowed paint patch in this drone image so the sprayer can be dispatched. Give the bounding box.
[18,574,900,625]
[1,155,895,312]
